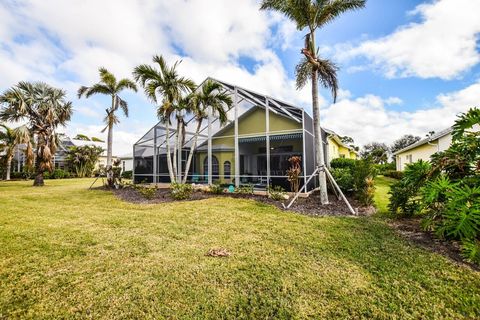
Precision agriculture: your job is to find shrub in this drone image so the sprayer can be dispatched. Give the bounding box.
[236,184,254,195]
[384,170,404,179]
[432,183,480,240]
[388,160,431,216]
[170,183,193,200]
[52,169,70,179]
[122,170,133,179]
[330,168,354,193]
[353,159,377,206]
[375,162,396,175]
[137,185,157,200]
[209,183,224,195]
[330,158,355,170]
[268,185,286,201]
[461,239,480,264]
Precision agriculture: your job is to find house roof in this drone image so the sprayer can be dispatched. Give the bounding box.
[393,127,453,155]
[323,128,358,154]
[134,77,310,147]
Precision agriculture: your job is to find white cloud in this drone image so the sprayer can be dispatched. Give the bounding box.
[0,0,312,155]
[339,0,480,79]
[323,80,480,146]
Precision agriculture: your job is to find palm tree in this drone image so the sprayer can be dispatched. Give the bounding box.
[0,82,73,186]
[133,55,196,183]
[77,68,137,187]
[260,0,366,204]
[182,80,232,183]
[0,124,24,180]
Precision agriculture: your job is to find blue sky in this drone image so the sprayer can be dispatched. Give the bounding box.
[1,0,479,155]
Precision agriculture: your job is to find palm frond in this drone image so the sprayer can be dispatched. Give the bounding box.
[99,67,117,89]
[315,0,366,28]
[316,58,339,102]
[117,78,138,93]
[117,97,129,117]
[295,57,313,90]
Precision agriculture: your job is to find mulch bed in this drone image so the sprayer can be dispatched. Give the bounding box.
[388,217,479,271]
[111,186,373,217]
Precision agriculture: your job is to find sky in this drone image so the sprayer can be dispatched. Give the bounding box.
[1,0,480,156]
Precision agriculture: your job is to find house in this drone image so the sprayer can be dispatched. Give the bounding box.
[11,135,113,173]
[133,78,357,192]
[323,128,358,162]
[119,153,133,172]
[393,128,453,171]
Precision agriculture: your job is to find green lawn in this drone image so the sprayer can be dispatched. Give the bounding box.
[1,179,479,319]
[374,175,397,215]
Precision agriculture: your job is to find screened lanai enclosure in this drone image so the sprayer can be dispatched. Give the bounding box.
[133,78,327,193]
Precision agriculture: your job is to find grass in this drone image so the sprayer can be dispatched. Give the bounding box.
[0,179,479,319]
[374,175,397,214]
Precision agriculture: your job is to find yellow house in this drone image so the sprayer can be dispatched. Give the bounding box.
[393,128,452,171]
[194,106,357,185]
[133,78,359,192]
[323,128,358,163]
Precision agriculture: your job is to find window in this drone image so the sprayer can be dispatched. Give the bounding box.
[203,156,219,178]
[224,161,231,179]
[406,155,413,163]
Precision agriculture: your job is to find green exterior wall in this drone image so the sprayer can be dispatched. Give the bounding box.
[195,106,303,183]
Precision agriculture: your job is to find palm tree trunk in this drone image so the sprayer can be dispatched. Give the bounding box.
[310,31,329,205]
[33,146,45,187]
[106,123,114,186]
[5,154,13,180]
[165,121,175,182]
[106,96,115,187]
[183,119,202,183]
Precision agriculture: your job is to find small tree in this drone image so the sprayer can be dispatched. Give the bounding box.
[0,124,29,180]
[390,134,421,156]
[78,68,137,187]
[361,142,389,164]
[66,145,104,178]
[286,156,302,193]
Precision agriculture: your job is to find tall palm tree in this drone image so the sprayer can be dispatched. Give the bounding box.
[77,68,137,187]
[0,82,73,186]
[182,80,232,183]
[261,0,365,204]
[133,55,196,183]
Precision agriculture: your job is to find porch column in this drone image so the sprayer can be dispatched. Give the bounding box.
[266,98,270,188]
[132,145,136,183]
[301,111,307,193]
[153,127,157,184]
[234,87,240,187]
[207,106,213,185]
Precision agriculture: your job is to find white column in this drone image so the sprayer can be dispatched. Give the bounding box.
[266,98,270,188]
[301,111,307,193]
[153,127,157,184]
[234,88,240,187]
[132,145,136,183]
[207,106,213,185]
[177,119,182,182]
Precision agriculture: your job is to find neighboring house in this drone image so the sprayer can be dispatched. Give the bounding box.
[133,78,357,192]
[393,128,453,171]
[323,128,358,162]
[119,153,133,172]
[11,135,113,173]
